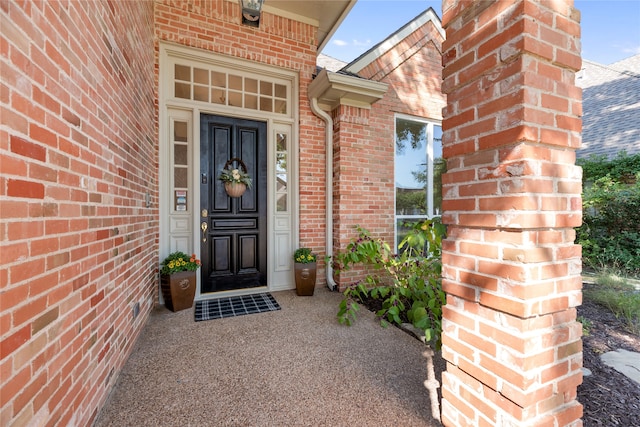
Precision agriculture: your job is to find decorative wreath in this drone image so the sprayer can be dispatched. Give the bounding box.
[218,158,252,188]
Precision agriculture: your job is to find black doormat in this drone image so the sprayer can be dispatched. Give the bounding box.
[194,293,280,322]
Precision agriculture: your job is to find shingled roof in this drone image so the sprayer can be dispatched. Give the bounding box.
[317,53,348,72]
[576,54,640,159]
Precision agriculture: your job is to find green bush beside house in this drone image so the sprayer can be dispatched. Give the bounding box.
[577,152,640,276]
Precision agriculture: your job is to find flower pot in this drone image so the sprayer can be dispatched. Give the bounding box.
[224,182,247,198]
[294,262,316,296]
[161,271,196,312]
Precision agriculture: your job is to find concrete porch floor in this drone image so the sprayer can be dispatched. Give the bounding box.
[93,287,445,426]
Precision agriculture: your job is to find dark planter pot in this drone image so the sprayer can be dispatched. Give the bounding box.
[161,271,196,312]
[294,262,316,296]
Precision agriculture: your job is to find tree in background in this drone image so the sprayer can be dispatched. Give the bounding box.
[577,152,640,276]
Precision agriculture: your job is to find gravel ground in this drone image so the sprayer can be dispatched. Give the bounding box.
[94,289,444,427]
[95,285,639,426]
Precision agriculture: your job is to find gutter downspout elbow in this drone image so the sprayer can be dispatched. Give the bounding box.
[309,97,338,291]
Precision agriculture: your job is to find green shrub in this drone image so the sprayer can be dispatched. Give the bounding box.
[576,152,640,277]
[585,274,640,335]
[332,219,446,349]
[578,151,640,184]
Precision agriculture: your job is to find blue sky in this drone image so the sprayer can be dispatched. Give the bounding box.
[322,0,640,65]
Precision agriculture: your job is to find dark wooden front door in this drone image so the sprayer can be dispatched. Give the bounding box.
[200,114,267,293]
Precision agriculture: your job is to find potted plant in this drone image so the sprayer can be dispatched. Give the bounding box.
[160,251,201,312]
[293,248,317,296]
[218,157,252,198]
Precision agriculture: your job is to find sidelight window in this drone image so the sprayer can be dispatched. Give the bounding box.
[172,120,191,212]
[275,133,288,212]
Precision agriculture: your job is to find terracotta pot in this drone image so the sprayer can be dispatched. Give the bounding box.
[224,182,247,198]
[161,271,196,312]
[294,262,316,296]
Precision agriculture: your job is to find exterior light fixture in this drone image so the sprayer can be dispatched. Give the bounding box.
[240,0,264,27]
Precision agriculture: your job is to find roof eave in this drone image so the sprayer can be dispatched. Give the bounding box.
[343,8,444,74]
[318,0,357,52]
[308,69,388,111]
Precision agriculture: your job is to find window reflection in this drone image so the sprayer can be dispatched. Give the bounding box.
[276,153,287,173]
[395,119,427,216]
[276,133,288,212]
[276,194,287,211]
[394,117,445,248]
[276,133,287,151]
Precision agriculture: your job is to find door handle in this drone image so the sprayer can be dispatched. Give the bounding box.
[201,221,208,243]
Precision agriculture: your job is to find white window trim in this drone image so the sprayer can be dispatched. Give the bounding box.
[159,42,300,296]
[393,113,442,248]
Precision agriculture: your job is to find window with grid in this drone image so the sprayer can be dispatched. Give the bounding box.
[173,64,288,115]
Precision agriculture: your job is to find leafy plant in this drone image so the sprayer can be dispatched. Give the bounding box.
[218,166,252,188]
[584,274,640,335]
[578,151,640,185]
[576,152,640,277]
[577,315,593,336]
[294,247,317,264]
[160,251,201,275]
[333,219,446,349]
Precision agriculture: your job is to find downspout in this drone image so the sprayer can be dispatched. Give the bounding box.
[309,97,338,291]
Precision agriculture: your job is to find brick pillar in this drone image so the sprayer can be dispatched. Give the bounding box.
[440,1,583,425]
[331,104,374,290]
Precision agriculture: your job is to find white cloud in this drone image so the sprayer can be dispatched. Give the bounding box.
[331,39,372,48]
[353,39,372,47]
[622,45,640,55]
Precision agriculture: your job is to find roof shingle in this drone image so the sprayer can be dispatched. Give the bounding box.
[576,54,640,159]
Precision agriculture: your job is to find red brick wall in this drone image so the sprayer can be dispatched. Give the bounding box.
[440,0,583,425]
[360,15,445,121]
[154,0,327,281]
[1,1,156,426]
[331,105,385,286]
[332,18,446,290]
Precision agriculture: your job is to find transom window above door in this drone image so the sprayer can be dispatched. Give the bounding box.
[174,64,288,115]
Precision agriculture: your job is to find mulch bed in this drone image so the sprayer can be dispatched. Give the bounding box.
[578,283,640,427]
[357,284,640,426]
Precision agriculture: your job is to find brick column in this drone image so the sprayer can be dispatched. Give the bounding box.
[440,1,583,425]
[330,104,379,290]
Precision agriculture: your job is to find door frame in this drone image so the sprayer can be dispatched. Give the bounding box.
[158,42,299,300]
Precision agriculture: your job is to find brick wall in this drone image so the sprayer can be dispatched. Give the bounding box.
[440,0,583,425]
[1,1,156,426]
[360,15,445,121]
[331,17,446,290]
[331,104,383,286]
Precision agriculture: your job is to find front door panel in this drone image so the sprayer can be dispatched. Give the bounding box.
[200,115,267,293]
